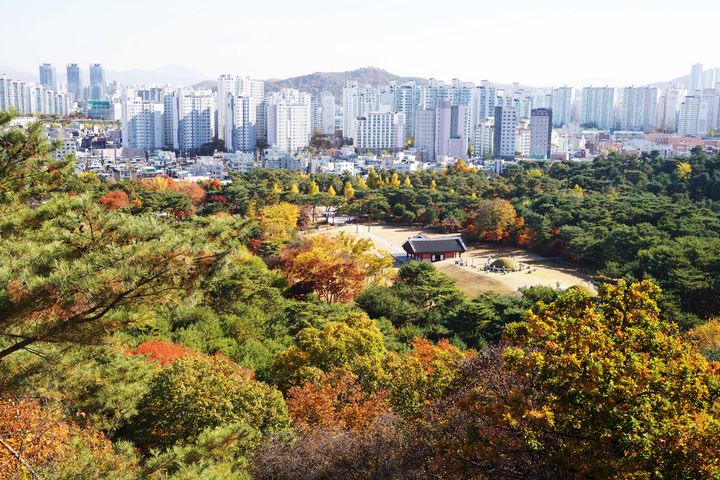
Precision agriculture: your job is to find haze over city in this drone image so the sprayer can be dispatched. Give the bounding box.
[3,0,719,87]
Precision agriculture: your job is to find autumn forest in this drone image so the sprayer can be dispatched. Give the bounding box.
[2,110,720,479]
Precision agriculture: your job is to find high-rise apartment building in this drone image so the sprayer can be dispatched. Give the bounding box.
[266,88,312,153]
[698,88,720,134]
[355,110,405,154]
[342,81,379,142]
[89,64,105,100]
[656,87,684,132]
[677,95,701,135]
[226,95,258,152]
[550,86,573,127]
[435,101,469,159]
[66,64,82,102]
[319,91,336,135]
[690,63,704,94]
[393,83,421,141]
[176,88,216,152]
[620,86,658,132]
[39,64,57,91]
[493,105,517,160]
[216,75,265,143]
[581,87,615,130]
[473,117,494,158]
[414,107,436,161]
[530,108,552,159]
[0,75,70,115]
[120,88,165,150]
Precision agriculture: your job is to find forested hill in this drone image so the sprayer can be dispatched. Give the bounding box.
[265,67,425,98]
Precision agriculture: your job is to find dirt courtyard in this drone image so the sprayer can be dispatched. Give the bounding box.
[322,223,596,297]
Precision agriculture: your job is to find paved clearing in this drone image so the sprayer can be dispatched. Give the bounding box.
[321,223,596,297]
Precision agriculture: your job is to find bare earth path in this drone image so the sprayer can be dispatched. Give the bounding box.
[319,223,596,297]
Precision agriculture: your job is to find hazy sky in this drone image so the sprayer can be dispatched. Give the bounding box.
[2,0,718,86]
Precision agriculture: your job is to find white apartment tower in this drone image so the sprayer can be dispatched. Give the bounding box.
[355,110,405,154]
[550,86,573,127]
[435,101,469,159]
[620,87,658,132]
[342,81,379,142]
[414,107,436,161]
[690,63,704,94]
[530,108,552,159]
[581,87,615,130]
[393,83,421,141]
[266,88,312,153]
[319,91,336,135]
[226,95,258,152]
[176,89,216,152]
[678,95,701,136]
[656,87,684,132]
[121,88,165,150]
[493,105,517,160]
[217,75,265,143]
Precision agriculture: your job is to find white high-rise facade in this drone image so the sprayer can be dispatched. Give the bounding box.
[690,63,704,94]
[355,110,405,154]
[217,75,265,143]
[266,88,312,153]
[550,86,574,127]
[342,81,379,142]
[121,88,165,150]
[530,108,552,159]
[226,95,258,152]
[393,83,421,141]
[1,75,70,115]
[698,88,720,134]
[176,88,216,152]
[319,91,336,135]
[581,87,615,130]
[493,105,517,160]
[435,101,469,159]
[656,87,684,132]
[620,86,658,132]
[678,95,701,136]
[414,107,436,161]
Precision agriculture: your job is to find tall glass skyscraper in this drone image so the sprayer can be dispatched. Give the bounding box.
[66,63,82,101]
[39,63,57,90]
[89,63,105,100]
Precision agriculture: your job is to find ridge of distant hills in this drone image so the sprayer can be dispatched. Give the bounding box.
[1,64,701,94]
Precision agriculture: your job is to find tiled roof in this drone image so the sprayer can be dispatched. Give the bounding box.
[402,235,467,254]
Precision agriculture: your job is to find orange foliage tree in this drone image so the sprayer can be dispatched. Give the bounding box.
[130,339,197,366]
[467,198,518,242]
[286,370,389,431]
[98,190,130,210]
[281,235,366,303]
[139,176,207,207]
[0,398,114,478]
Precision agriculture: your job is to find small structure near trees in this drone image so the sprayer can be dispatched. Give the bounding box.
[402,234,467,262]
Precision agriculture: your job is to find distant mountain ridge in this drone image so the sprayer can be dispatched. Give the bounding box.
[265,67,426,98]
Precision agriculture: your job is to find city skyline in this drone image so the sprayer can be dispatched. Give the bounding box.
[1,0,718,87]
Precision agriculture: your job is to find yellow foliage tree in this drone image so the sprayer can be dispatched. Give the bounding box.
[327,185,336,197]
[356,176,367,189]
[308,181,320,195]
[343,181,355,200]
[290,183,300,194]
[677,162,692,180]
[258,202,300,244]
[404,177,412,187]
[390,172,401,189]
[272,182,283,194]
[430,179,437,191]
